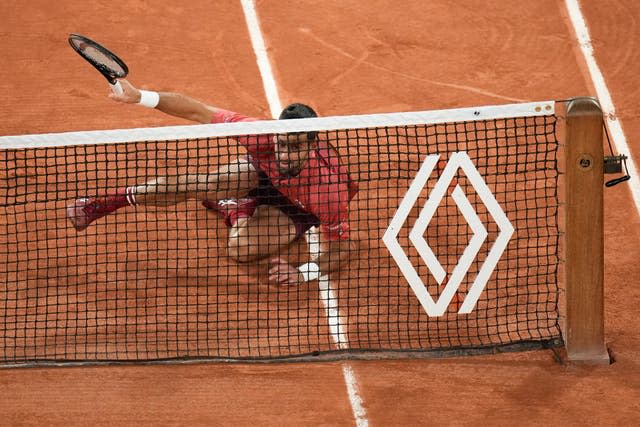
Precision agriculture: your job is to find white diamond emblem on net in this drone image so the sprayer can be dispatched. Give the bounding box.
[382,152,514,317]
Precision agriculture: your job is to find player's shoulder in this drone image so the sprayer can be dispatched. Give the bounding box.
[312,143,358,199]
[211,108,258,124]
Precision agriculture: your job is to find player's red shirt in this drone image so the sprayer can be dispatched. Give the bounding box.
[212,109,356,241]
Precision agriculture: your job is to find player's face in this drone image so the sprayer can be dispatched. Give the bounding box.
[274,132,316,177]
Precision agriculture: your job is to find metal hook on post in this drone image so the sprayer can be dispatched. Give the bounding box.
[602,122,631,188]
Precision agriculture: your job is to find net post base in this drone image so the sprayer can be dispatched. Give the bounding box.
[566,349,611,365]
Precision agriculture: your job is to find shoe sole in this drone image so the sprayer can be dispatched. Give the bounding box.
[66,198,91,231]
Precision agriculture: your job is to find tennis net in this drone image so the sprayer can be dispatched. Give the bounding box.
[0,101,566,366]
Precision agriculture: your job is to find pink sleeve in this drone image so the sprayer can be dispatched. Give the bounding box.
[313,145,357,241]
[211,109,254,124]
[312,183,352,241]
[320,220,351,241]
[211,109,273,156]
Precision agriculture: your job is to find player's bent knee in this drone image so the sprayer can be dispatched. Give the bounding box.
[225,205,299,263]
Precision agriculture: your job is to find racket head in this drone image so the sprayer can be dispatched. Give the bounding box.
[68,33,129,84]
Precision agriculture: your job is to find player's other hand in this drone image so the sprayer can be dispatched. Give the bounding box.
[268,257,303,287]
[108,79,140,104]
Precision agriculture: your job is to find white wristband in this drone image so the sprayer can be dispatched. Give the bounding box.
[298,262,321,282]
[138,90,160,108]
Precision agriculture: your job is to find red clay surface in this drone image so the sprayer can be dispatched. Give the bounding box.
[1,0,639,425]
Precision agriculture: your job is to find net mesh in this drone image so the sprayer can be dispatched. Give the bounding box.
[0,105,562,365]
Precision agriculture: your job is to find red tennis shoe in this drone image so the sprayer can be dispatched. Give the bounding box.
[67,191,132,231]
[66,198,103,231]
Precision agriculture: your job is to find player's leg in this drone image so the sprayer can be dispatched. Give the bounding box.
[130,157,258,205]
[226,205,299,263]
[67,157,259,231]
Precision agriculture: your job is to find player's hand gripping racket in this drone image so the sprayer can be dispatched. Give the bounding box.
[68,33,129,95]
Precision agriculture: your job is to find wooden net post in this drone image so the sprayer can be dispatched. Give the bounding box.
[564,97,610,364]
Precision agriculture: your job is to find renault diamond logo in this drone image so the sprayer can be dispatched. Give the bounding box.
[382,152,514,317]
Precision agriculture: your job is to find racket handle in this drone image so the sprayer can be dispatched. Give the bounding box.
[110,81,124,96]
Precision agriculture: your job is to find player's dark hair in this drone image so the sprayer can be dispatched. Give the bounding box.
[279,103,317,119]
[279,103,318,141]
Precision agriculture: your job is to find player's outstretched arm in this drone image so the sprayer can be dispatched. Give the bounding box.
[108,79,221,124]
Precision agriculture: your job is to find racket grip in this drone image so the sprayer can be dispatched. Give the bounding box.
[110,81,124,96]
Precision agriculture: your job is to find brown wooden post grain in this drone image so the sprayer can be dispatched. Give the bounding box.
[564,97,609,364]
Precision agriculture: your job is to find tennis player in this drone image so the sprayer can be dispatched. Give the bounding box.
[66,79,357,286]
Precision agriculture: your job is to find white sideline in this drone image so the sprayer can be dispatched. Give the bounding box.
[565,0,640,214]
[240,1,368,426]
[240,0,282,118]
[306,228,367,427]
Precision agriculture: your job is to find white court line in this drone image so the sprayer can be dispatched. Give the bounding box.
[342,364,368,426]
[240,0,282,118]
[307,229,368,427]
[306,228,349,350]
[240,1,368,426]
[565,0,640,214]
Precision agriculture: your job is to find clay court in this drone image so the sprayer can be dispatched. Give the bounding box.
[1,0,639,425]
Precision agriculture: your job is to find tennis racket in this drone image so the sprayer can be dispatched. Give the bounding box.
[68,33,129,95]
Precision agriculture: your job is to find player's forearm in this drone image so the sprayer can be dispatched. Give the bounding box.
[153,92,218,124]
[313,238,357,274]
[111,80,217,123]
